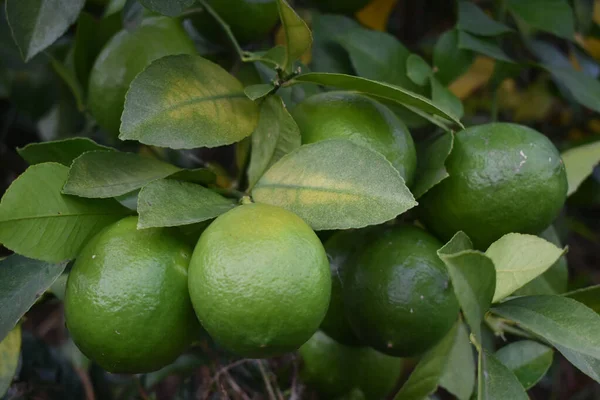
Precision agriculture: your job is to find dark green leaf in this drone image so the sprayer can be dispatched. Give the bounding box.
[574,0,595,33]
[440,321,476,400]
[18,138,115,166]
[478,349,529,400]
[433,29,474,85]
[544,65,600,113]
[120,54,259,149]
[277,0,312,72]
[138,0,194,16]
[495,341,553,389]
[169,168,217,185]
[0,163,130,262]
[393,323,458,400]
[49,56,84,111]
[137,179,235,229]
[554,344,600,383]
[406,54,432,86]
[245,84,276,101]
[457,2,513,36]
[412,131,454,199]
[63,151,181,198]
[506,0,575,40]
[431,77,464,119]
[458,31,513,62]
[290,73,464,128]
[564,285,600,314]
[438,232,496,342]
[491,295,600,360]
[561,141,600,195]
[0,255,67,340]
[0,325,20,396]
[310,13,357,75]
[5,0,86,61]
[252,139,417,230]
[247,96,301,189]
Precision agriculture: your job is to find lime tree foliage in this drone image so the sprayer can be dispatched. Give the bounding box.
[1,0,600,399]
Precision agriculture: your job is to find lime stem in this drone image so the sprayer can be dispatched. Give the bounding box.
[197,0,248,62]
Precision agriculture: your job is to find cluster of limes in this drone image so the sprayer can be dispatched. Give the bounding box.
[69,2,568,398]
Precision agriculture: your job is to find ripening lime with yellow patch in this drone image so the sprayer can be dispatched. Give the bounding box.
[419,123,568,249]
[188,203,331,358]
[292,91,417,187]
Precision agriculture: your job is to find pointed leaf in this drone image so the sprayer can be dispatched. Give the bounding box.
[0,255,67,340]
[247,96,301,189]
[5,0,86,61]
[0,163,130,262]
[478,349,529,400]
[506,0,575,40]
[245,84,276,101]
[458,31,513,63]
[564,285,600,314]
[412,131,454,199]
[457,2,513,36]
[406,54,432,86]
[120,54,259,149]
[433,29,474,85]
[18,138,115,166]
[0,325,20,397]
[440,322,476,400]
[137,179,236,229]
[252,139,417,230]
[561,141,600,195]
[553,344,600,383]
[495,341,553,389]
[544,65,600,113]
[431,77,464,119]
[277,0,312,72]
[138,0,194,16]
[63,151,181,198]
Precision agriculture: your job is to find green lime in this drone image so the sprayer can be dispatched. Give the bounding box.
[418,123,568,249]
[311,0,370,14]
[191,0,279,44]
[292,91,417,187]
[343,225,459,357]
[299,330,403,399]
[88,17,196,137]
[64,217,198,373]
[188,203,331,358]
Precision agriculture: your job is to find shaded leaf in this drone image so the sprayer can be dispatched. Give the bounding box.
[252,139,417,230]
[554,344,600,383]
[495,341,553,389]
[545,65,600,113]
[486,233,565,302]
[0,255,66,340]
[245,84,275,101]
[433,29,475,85]
[458,31,513,63]
[506,0,575,40]
[5,0,86,61]
[0,325,21,397]
[412,131,453,199]
[431,77,464,119]
[169,168,216,185]
[0,163,129,262]
[247,96,301,189]
[561,141,600,195]
[138,0,194,16]
[478,349,529,400]
[137,179,235,229]
[564,285,600,314]
[440,321,476,400]
[457,2,513,36]
[120,54,259,149]
[277,0,312,72]
[18,138,114,166]
[49,56,84,111]
[406,54,431,86]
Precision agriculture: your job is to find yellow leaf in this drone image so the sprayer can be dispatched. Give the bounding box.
[449,57,495,99]
[0,325,21,397]
[582,37,600,61]
[595,0,600,25]
[356,0,399,31]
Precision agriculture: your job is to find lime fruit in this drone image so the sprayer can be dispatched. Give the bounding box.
[343,225,459,357]
[191,0,279,44]
[64,217,198,373]
[188,203,331,358]
[88,17,196,137]
[418,123,568,249]
[299,330,403,399]
[292,91,417,187]
[312,0,370,14]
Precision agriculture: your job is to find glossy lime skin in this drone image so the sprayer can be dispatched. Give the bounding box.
[88,17,196,137]
[64,217,197,373]
[292,91,417,187]
[188,203,331,358]
[312,0,370,14]
[344,225,459,357]
[192,0,279,44]
[419,123,568,250]
[299,331,403,400]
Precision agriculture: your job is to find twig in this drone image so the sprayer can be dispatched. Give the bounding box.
[257,360,278,400]
[202,359,253,400]
[74,368,96,400]
[223,370,251,400]
[135,377,149,400]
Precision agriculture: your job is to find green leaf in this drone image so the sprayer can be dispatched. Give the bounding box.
[169,168,217,185]
[564,285,600,314]
[393,323,458,400]
[431,77,464,120]
[120,54,259,149]
[137,179,236,229]
[277,0,312,72]
[5,0,86,61]
[433,29,474,85]
[491,295,600,360]
[457,2,513,36]
[244,84,276,101]
[0,163,129,262]
[247,96,301,189]
[0,325,20,397]
[458,31,513,63]
[544,65,600,113]
[412,131,454,199]
[63,151,181,198]
[506,0,575,40]
[290,73,464,128]
[406,54,432,86]
[439,321,476,400]
[18,138,115,166]
[561,141,600,196]
[554,344,600,383]
[49,56,84,112]
[252,139,417,230]
[0,254,67,340]
[486,233,566,302]
[138,0,194,16]
[438,232,496,342]
[478,349,529,400]
[495,341,553,389]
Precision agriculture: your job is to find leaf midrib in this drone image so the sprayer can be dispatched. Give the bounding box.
[0,211,128,223]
